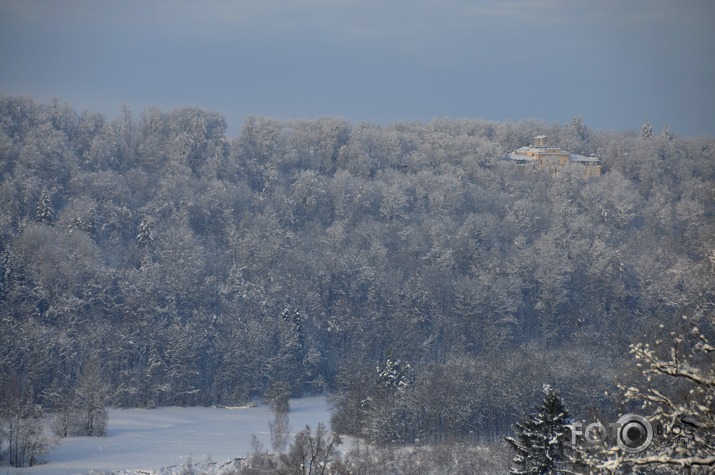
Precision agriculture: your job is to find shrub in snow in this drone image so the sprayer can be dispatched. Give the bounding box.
[0,382,57,467]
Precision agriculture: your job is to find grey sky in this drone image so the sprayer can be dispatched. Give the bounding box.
[1,0,714,136]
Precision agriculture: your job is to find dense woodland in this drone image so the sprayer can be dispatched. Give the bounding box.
[0,97,714,467]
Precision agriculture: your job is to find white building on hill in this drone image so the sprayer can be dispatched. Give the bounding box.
[507,135,601,178]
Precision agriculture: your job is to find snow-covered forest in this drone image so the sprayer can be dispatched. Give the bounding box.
[0,97,713,472]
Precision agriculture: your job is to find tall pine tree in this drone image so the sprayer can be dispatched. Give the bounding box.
[36,191,54,225]
[660,124,674,140]
[506,385,573,475]
[135,218,154,268]
[136,218,154,249]
[640,120,654,139]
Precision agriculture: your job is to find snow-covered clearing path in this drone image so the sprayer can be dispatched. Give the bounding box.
[23,396,331,475]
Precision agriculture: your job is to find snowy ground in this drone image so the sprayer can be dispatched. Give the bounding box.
[21,396,332,475]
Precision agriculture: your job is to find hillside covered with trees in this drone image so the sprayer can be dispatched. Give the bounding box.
[0,97,713,469]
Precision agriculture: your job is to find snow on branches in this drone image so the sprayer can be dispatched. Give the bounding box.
[506,385,574,475]
[601,314,715,473]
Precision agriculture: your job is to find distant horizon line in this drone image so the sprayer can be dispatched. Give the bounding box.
[3,94,709,139]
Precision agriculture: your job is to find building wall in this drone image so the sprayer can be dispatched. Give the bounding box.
[510,137,601,179]
[582,164,602,179]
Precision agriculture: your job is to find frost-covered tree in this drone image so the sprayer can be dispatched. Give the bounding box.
[661,124,674,140]
[506,385,573,475]
[281,308,305,348]
[597,314,715,473]
[2,98,715,453]
[560,116,591,154]
[276,423,341,475]
[640,120,654,139]
[0,379,57,467]
[265,308,308,395]
[69,212,96,239]
[265,380,291,415]
[377,357,412,390]
[49,358,109,438]
[269,410,291,453]
[35,191,54,225]
[136,218,154,249]
[568,116,589,141]
[73,358,109,436]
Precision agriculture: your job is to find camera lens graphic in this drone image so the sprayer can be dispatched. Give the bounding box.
[616,414,653,453]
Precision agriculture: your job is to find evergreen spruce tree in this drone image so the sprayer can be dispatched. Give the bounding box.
[36,191,54,225]
[568,116,589,141]
[377,357,412,390]
[136,218,154,249]
[70,212,97,239]
[281,308,304,347]
[275,308,306,393]
[661,124,674,140]
[135,218,154,268]
[640,120,654,139]
[506,385,572,475]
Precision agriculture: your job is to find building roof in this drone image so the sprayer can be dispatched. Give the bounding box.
[506,152,537,161]
[568,153,600,163]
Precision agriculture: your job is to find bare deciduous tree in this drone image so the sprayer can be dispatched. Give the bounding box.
[0,379,57,467]
[275,423,341,475]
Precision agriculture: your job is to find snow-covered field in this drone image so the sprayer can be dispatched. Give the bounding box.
[22,396,332,475]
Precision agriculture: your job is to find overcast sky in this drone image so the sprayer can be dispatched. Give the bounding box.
[1,0,714,136]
